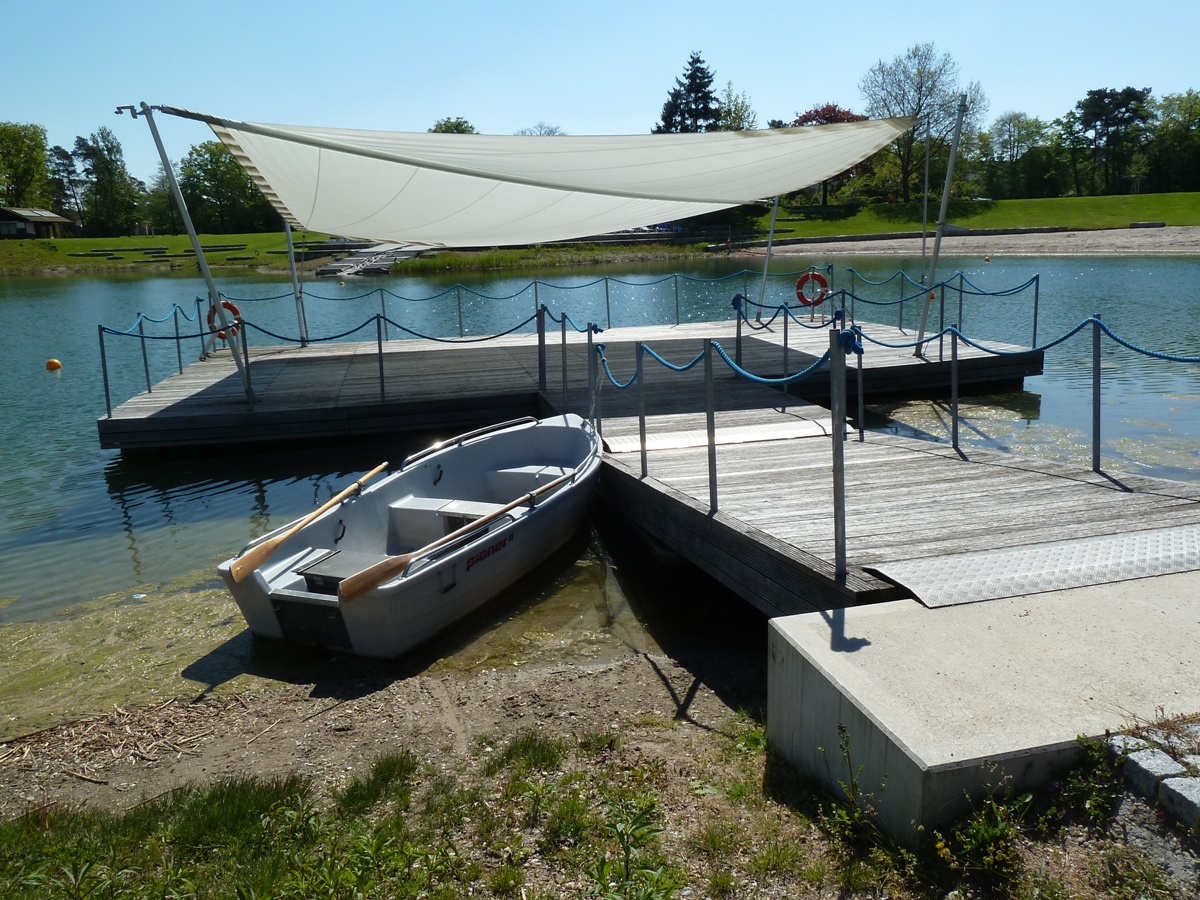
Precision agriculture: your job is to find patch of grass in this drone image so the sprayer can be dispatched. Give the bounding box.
[333,749,420,815]
[482,729,568,777]
[1093,845,1179,899]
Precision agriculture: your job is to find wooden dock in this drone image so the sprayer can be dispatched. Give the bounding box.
[93,317,1200,621]
[96,319,1041,450]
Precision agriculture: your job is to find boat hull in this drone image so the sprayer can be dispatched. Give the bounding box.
[217,414,601,659]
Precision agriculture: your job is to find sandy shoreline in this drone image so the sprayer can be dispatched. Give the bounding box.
[758,225,1200,258]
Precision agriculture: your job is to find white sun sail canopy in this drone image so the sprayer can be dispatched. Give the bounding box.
[161,107,912,248]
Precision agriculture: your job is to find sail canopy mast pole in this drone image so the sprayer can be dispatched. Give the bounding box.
[914,94,967,354]
[116,102,254,405]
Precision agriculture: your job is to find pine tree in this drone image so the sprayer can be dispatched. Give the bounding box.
[653,52,721,133]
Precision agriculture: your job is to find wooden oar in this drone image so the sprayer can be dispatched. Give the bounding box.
[229,461,389,583]
[338,467,581,604]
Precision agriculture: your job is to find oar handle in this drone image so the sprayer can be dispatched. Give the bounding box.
[229,460,389,583]
[338,467,580,603]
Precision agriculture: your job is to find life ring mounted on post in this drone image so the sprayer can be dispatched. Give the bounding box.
[795,271,829,307]
[207,299,243,341]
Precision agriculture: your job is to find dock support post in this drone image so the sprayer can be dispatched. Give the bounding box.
[705,340,718,513]
[98,325,112,418]
[377,316,386,403]
[138,319,152,393]
[637,342,647,478]
[537,305,547,395]
[829,329,847,579]
[951,327,960,451]
[1092,315,1102,472]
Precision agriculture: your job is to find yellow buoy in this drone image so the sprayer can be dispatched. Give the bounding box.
[46,358,62,371]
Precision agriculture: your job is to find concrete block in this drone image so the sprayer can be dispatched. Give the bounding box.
[1108,733,1149,756]
[1125,748,1188,799]
[1183,754,1200,774]
[1159,777,1200,830]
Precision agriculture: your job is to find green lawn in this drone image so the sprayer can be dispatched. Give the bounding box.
[762,192,1200,236]
[3,193,1197,276]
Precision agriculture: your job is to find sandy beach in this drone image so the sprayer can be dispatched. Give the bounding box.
[760,225,1200,258]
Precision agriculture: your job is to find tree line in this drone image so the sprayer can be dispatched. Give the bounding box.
[1,45,1196,238]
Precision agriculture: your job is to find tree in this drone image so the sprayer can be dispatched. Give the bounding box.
[143,163,182,234]
[1146,90,1200,192]
[0,122,51,207]
[178,140,278,233]
[72,126,142,237]
[1075,86,1152,194]
[986,112,1048,199]
[858,43,987,201]
[789,103,868,205]
[47,145,85,224]
[429,117,477,134]
[653,52,721,133]
[515,122,566,136]
[718,82,757,131]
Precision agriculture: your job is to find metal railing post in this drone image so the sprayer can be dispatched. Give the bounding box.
[98,325,113,418]
[829,328,847,579]
[735,301,743,368]
[958,273,965,331]
[537,304,547,394]
[674,274,680,326]
[938,284,946,361]
[1032,274,1041,348]
[377,315,386,403]
[951,326,960,451]
[856,348,865,442]
[173,306,183,374]
[457,286,464,337]
[705,340,718,512]
[138,319,152,393]
[380,288,389,341]
[604,277,612,329]
[560,315,568,413]
[637,342,647,478]
[782,305,790,375]
[1092,315,1102,472]
[587,325,596,429]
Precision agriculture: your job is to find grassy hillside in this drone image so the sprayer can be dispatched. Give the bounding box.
[760,192,1200,237]
[2,193,1197,276]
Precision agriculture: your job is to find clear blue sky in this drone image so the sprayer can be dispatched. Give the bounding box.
[8,0,1198,186]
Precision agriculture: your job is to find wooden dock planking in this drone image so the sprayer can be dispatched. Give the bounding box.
[596,424,1200,616]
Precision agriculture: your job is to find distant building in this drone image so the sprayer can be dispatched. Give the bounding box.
[0,207,73,239]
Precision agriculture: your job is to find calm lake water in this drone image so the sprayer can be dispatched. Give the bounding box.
[1,255,1197,625]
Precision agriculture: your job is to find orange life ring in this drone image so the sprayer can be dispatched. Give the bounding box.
[795,272,829,307]
[207,300,242,341]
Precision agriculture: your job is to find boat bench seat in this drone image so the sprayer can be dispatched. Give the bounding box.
[386,495,511,551]
[487,464,573,495]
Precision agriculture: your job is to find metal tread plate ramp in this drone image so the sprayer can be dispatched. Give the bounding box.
[867,523,1200,608]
